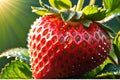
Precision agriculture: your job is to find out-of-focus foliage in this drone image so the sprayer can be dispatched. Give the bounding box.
[0,0,39,53]
[0,48,32,79]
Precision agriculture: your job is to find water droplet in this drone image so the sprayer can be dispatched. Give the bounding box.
[99,45,101,48]
[104,50,106,53]
[102,47,104,50]
[103,56,106,58]
[100,55,103,58]
[72,65,75,68]
[91,57,94,60]
[107,46,110,48]
[98,53,101,56]
[7,55,10,59]
[104,42,106,45]
[72,71,75,73]
[94,60,96,63]
[78,64,81,67]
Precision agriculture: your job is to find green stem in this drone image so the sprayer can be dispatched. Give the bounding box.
[76,0,84,11]
[89,0,96,5]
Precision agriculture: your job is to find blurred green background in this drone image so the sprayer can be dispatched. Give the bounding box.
[0,0,120,53]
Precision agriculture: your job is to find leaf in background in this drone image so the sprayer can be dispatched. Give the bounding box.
[113,31,120,64]
[0,48,30,77]
[0,57,15,73]
[0,60,32,79]
[82,5,106,21]
[103,0,120,12]
[0,48,29,63]
[96,22,116,39]
[100,0,120,23]
[114,31,120,51]
[49,0,72,10]
[96,63,120,79]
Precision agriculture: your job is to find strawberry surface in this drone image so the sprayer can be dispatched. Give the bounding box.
[28,15,111,78]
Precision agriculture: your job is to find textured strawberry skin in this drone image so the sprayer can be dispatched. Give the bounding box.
[28,15,111,79]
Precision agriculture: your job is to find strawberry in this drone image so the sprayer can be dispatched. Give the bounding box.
[28,0,113,79]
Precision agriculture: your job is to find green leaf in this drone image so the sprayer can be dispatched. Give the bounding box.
[61,10,75,22]
[0,57,15,73]
[99,0,120,23]
[49,0,72,10]
[31,6,48,15]
[113,44,120,64]
[82,5,106,21]
[96,63,120,79]
[83,5,98,16]
[103,0,120,12]
[96,72,120,79]
[100,7,120,23]
[0,60,32,79]
[75,12,83,20]
[96,22,116,39]
[82,20,92,28]
[107,7,120,18]
[114,31,120,50]
[39,0,58,13]
[113,32,120,64]
[0,48,29,63]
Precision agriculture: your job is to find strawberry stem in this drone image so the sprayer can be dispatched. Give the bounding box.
[89,0,96,5]
[76,0,84,11]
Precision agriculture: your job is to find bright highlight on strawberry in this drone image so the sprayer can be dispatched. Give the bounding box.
[28,0,115,79]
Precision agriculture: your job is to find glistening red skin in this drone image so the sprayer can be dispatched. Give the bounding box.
[28,15,111,79]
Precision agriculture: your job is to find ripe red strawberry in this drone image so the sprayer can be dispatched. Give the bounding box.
[28,0,112,79]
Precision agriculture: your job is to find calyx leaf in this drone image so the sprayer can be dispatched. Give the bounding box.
[39,0,58,13]
[31,6,49,15]
[61,10,76,22]
[82,5,106,21]
[49,0,72,10]
[31,0,120,22]
[82,20,92,28]
[75,11,83,20]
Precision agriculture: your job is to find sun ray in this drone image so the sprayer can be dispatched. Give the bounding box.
[0,0,39,53]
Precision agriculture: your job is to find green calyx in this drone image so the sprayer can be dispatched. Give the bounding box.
[32,0,120,23]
